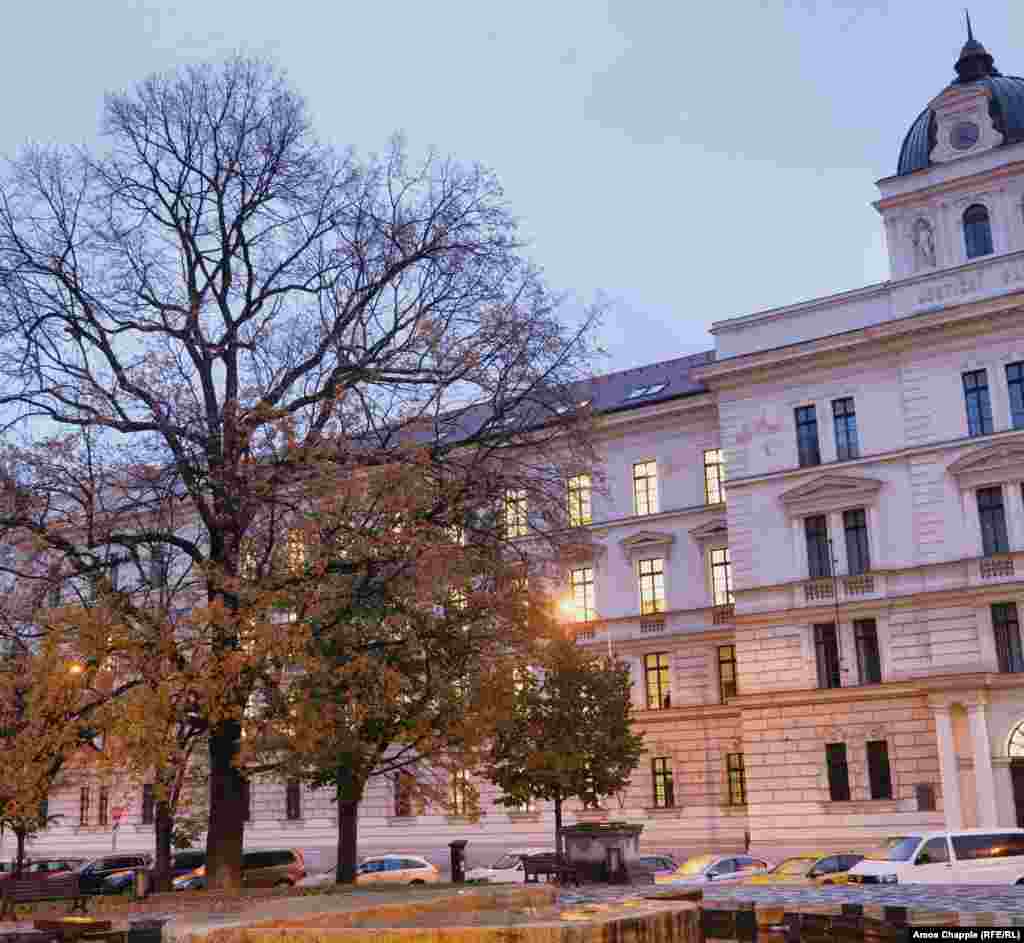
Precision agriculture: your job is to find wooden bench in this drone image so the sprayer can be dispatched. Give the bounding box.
[0,874,88,920]
[521,854,581,887]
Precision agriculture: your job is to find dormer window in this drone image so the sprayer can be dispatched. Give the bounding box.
[963,204,993,259]
[625,382,668,401]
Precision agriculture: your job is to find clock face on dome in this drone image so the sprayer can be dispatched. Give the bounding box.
[951,120,981,151]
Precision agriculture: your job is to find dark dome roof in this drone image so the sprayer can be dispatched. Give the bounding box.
[897,32,1024,176]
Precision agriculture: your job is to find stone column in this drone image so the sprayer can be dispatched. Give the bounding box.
[968,700,999,827]
[933,705,963,830]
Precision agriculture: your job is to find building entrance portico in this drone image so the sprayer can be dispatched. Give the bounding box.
[930,693,999,831]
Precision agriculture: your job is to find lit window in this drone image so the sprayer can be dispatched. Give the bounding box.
[449,770,472,816]
[652,757,675,808]
[633,461,658,516]
[726,754,746,805]
[625,382,668,401]
[709,548,733,607]
[569,567,595,622]
[717,645,737,702]
[963,203,993,259]
[637,558,665,615]
[704,449,725,504]
[644,652,671,710]
[503,489,528,539]
[567,474,592,527]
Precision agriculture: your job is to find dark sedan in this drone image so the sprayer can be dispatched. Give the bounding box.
[102,851,205,894]
[78,855,152,894]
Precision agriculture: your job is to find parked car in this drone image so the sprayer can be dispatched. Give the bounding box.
[355,855,440,885]
[847,829,1024,885]
[174,849,305,890]
[78,855,153,894]
[26,859,83,878]
[465,849,554,884]
[744,853,862,886]
[104,850,207,893]
[635,855,679,879]
[656,854,771,885]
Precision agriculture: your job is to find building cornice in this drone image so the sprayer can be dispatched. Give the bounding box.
[697,275,1024,388]
[734,568,1024,625]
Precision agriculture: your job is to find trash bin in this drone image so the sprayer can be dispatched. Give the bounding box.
[132,867,149,901]
[449,840,469,883]
[127,918,167,943]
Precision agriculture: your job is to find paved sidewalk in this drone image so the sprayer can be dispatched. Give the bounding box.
[558,881,1024,915]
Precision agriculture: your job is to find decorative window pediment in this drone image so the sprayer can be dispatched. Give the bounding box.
[619,530,675,560]
[948,441,1024,490]
[779,473,884,517]
[689,516,728,546]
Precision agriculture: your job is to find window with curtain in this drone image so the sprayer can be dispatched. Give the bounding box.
[637,558,665,615]
[567,474,592,527]
[651,757,675,809]
[633,461,658,515]
[704,449,725,504]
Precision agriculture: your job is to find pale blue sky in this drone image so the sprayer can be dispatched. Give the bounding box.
[2,1,1018,372]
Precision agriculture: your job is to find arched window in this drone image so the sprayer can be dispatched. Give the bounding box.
[963,203,994,259]
[1009,720,1024,758]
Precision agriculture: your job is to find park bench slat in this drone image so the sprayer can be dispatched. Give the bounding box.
[0,873,88,919]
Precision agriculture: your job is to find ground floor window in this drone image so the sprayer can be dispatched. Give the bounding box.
[826,743,850,801]
[866,740,893,799]
[727,753,746,805]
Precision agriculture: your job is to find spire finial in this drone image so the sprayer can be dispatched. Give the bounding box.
[966,8,974,42]
[954,11,998,83]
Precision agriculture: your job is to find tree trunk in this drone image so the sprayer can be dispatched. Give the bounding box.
[335,780,364,884]
[14,829,26,877]
[205,720,244,891]
[553,794,563,858]
[152,800,174,893]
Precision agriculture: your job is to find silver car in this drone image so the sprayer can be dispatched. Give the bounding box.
[655,853,771,886]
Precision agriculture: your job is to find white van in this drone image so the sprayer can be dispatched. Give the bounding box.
[847,829,1024,884]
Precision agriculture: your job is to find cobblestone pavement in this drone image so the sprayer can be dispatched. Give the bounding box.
[559,882,1024,915]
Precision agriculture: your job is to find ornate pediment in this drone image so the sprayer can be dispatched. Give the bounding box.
[619,530,676,560]
[779,473,884,517]
[948,441,1024,488]
[689,516,728,544]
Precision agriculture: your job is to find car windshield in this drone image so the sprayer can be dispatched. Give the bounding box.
[865,837,921,862]
[775,857,816,876]
[677,855,715,876]
[490,855,521,870]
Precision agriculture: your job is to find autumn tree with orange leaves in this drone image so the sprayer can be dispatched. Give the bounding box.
[0,57,602,889]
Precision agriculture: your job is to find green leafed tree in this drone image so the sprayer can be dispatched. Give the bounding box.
[483,637,644,855]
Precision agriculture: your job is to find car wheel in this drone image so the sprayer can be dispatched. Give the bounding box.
[409,879,425,885]
[1017,878,1024,885]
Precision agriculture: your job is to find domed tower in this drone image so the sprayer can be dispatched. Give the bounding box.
[877,18,1024,281]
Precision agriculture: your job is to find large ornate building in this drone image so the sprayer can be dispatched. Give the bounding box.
[23,29,1024,862]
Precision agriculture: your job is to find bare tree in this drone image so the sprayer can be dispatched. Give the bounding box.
[0,58,601,889]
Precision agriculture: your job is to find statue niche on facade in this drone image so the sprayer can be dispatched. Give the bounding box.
[911,217,937,270]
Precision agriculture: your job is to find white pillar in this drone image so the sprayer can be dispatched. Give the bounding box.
[934,706,963,830]
[969,701,999,827]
